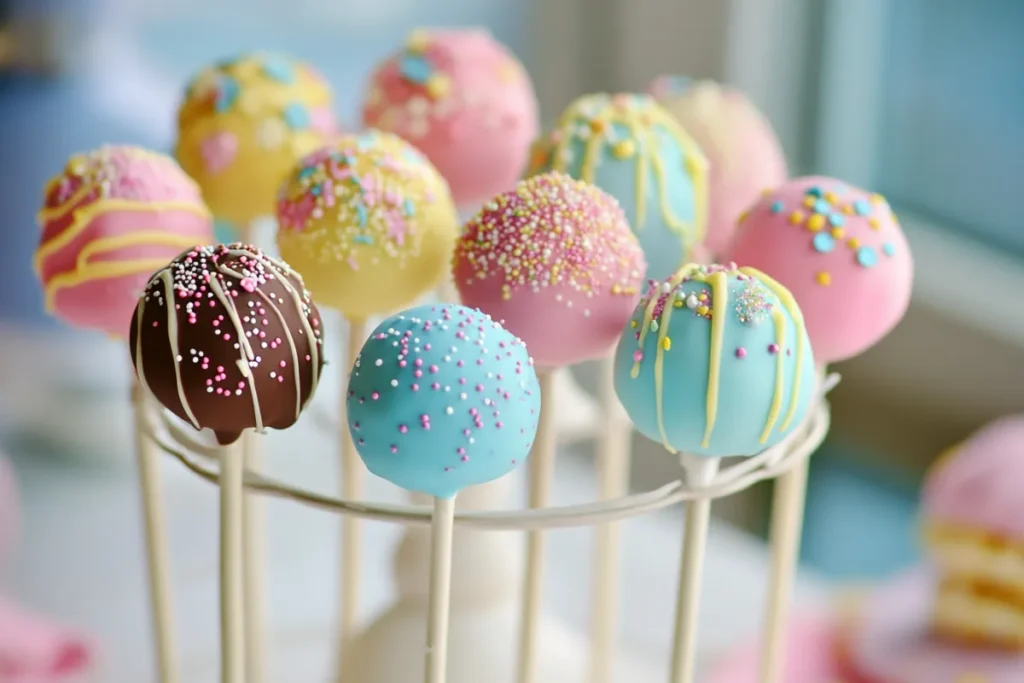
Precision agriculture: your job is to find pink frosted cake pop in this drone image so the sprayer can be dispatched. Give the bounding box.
[453,172,645,367]
[727,176,913,363]
[361,27,539,208]
[35,146,214,337]
[648,77,787,258]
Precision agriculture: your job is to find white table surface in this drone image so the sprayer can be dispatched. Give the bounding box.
[0,325,831,683]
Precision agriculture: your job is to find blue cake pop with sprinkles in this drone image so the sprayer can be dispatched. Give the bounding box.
[614,263,817,458]
[346,304,541,498]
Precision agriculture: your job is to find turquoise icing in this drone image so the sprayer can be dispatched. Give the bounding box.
[613,271,816,458]
[346,304,541,499]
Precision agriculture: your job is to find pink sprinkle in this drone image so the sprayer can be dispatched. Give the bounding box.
[279,360,286,368]
[391,445,398,453]
[632,350,644,363]
[240,277,257,292]
[461,455,469,462]
[399,424,408,434]
[735,347,747,358]
[411,383,420,391]
[768,343,780,354]
[429,365,439,373]
[371,391,380,400]
[222,334,231,340]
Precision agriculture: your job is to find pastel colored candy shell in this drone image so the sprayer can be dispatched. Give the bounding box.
[528,93,708,281]
[362,28,539,208]
[346,304,541,499]
[727,176,913,364]
[35,146,214,338]
[614,264,817,458]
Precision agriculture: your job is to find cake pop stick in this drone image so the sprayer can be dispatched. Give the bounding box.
[516,369,556,683]
[588,355,632,683]
[219,441,246,683]
[346,304,541,683]
[727,178,913,683]
[276,131,460,677]
[339,318,367,648]
[131,383,181,683]
[241,430,267,683]
[669,457,720,683]
[453,173,646,683]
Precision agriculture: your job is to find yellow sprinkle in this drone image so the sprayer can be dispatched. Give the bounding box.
[684,155,705,175]
[816,271,831,286]
[426,74,452,99]
[631,319,638,328]
[406,29,431,52]
[830,227,845,239]
[738,210,749,223]
[498,61,520,83]
[807,214,825,232]
[868,218,881,230]
[788,210,805,225]
[697,305,709,316]
[824,191,839,204]
[611,139,636,159]
[611,283,622,295]
[662,337,672,351]
[842,204,854,215]
[847,237,860,249]
[870,193,885,204]
[673,299,683,307]
[802,196,817,209]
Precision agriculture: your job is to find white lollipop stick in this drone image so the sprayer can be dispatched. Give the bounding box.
[241,430,266,683]
[669,456,720,683]
[336,318,367,671]
[424,496,457,683]
[588,355,631,683]
[219,440,246,683]
[131,381,180,683]
[515,369,558,683]
[759,364,825,683]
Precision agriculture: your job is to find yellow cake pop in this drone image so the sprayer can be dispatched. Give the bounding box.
[275,130,459,320]
[175,52,337,228]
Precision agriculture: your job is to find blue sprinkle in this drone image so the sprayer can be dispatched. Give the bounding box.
[813,199,831,214]
[770,200,784,214]
[214,77,239,113]
[403,198,416,217]
[805,186,823,198]
[857,246,879,267]
[828,213,846,227]
[355,134,375,151]
[882,242,896,257]
[261,57,296,83]
[400,55,433,84]
[283,103,311,129]
[812,232,835,253]
[354,234,374,245]
[298,166,316,181]
[310,185,321,196]
[356,204,368,226]
[853,199,872,216]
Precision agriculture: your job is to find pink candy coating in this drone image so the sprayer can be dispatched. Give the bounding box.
[361,28,539,208]
[649,78,787,258]
[36,146,214,338]
[453,172,645,368]
[922,415,1024,541]
[726,176,913,363]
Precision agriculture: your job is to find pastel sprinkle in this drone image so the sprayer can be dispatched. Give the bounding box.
[882,242,896,257]
[283,103,311,129]
[400,55,433,84]
[812,232,835,253]
[857,246,879,267]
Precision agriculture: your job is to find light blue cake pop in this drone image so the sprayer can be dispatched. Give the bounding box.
[347,303,541,499]
[614,263,816,458]
[527,93,709,281]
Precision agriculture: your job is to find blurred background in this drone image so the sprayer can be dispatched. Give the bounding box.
[0,0,1022,600]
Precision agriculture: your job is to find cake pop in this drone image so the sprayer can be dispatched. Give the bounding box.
[614,263,817,458]
[347,303,540,499]
[175,52,337,228]
[727,176,913,363]
[648,77,787,258]
[527,93,708,280]
[362,28,539,209]
[129,243,325,445]
[35,146,214,337]
[453,172,646,368]
[276,130,460,321]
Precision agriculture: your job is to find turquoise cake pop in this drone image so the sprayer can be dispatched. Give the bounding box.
[346,303,541,499]
[527,93,709,281]
[614,263,817,458]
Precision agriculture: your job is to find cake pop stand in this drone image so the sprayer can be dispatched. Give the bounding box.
[137,374,836,683]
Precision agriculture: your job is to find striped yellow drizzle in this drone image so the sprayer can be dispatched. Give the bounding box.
[629,264,808,454]
[545,95,708,263]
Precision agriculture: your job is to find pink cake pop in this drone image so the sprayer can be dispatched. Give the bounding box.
[362,27,539,208]
[727,176,913,363]
[36,146,214,337]
[648,77,787,258]
[453,172,646,368]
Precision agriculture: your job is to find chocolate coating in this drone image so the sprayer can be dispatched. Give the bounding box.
[130,243,325,444]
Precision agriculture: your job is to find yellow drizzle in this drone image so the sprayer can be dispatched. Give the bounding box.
[628,264,807,454]
[544,94,708,265]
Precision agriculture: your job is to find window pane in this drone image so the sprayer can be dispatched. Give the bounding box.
[877,0,1024,255]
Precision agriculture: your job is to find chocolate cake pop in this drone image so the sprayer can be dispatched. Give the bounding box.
[130,243,325,445]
